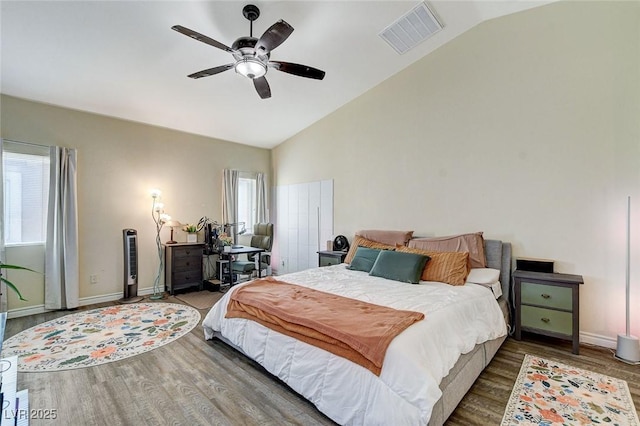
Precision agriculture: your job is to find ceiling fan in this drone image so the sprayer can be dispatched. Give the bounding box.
[172,4,326,99]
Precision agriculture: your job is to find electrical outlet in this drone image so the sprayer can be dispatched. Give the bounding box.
[90,274,99,284]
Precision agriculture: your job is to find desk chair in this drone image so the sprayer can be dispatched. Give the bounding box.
[231,223,273,278]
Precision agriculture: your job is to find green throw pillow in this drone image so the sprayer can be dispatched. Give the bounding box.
[348,247,382,273]
[369,250,430,284]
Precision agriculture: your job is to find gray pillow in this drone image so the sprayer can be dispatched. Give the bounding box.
[347,247,382,273]
[369,250,430,284]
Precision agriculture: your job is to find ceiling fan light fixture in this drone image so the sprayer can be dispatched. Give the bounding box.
[235,58,266,79]
[173,4,325,98]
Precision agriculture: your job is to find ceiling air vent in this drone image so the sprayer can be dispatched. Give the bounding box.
[379,2,443,55]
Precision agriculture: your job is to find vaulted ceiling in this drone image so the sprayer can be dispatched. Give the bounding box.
[1,1,550,149]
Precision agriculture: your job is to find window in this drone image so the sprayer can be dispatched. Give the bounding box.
[3,142,50,245]
[237,174,256,234]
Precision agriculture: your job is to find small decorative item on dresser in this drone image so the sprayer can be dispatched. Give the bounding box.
[513,270,584,354]
[183,224,198,243]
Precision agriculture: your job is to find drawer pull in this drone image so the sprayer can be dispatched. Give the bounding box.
[541,294,551,299]
[541,317,550,323]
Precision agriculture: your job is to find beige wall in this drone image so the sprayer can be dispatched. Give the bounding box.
[1,94,270,311]
[272,1,640,345]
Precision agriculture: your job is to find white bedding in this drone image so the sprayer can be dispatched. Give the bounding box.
[202,264,507,425]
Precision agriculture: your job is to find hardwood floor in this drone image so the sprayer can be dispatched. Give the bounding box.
[5,295,639,425]
[448,334,640,425]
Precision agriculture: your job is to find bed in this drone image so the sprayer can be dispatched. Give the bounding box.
[202,237,512,425]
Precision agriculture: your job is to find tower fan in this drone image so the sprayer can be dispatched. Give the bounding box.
[120,229,143,303]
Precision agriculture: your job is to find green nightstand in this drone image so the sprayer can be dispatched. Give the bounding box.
[514,270,584,354]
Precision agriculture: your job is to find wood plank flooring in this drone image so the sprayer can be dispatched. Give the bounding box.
[4,294,639,425]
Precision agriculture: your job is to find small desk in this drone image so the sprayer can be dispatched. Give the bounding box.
[219,245,265,285]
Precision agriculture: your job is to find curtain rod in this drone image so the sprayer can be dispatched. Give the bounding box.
[3,139,77,150]
[2,138,50,148]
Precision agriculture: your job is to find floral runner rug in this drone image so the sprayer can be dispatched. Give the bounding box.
[502,354,639,425]
[1,303,200,372]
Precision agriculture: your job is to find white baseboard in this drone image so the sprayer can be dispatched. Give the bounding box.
[580,331,617,350]
[6,287,158,319]
[6,305,47,320]
[1,298,624,352]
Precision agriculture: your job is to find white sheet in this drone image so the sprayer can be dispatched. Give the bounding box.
[203,264,507,425]
[469,281,503,299]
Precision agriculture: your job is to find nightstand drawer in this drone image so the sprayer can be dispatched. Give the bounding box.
[521,306,573,335]
[320,256,341,267]
[521,282,572,310]
[318,251,347,267]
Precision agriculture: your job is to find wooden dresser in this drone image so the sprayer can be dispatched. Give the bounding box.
[164,243,204,295]
[514,270,584,354]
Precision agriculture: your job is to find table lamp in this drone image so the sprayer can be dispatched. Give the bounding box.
[165,220,182,245]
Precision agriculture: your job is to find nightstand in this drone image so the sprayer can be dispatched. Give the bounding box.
[317,250,347,267]
[514,270,584,354]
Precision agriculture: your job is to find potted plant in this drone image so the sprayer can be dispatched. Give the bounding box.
[218,233,233,252]
[0,263,36,301]
[183,224,198,243]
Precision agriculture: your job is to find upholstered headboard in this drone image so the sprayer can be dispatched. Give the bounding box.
[484,239,512,303]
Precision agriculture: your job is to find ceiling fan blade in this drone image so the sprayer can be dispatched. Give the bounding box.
[187,64,234,79]
[172,25,235,53]
[269,61,325,80]
[253,76,272,99]
[254,20,294,55]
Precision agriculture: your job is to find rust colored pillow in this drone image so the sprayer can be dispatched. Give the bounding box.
[407,232,486,268]
[396,246,470,286]
[355,230,414,246]
[344,235,396,264]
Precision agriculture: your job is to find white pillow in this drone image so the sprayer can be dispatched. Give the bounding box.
[466,268,500,285]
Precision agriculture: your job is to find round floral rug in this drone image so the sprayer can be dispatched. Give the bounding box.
[1,303,201,372]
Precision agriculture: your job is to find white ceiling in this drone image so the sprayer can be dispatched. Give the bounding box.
[1,1,549,149]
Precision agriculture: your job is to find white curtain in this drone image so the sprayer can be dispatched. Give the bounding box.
[45,146,79,310]
[222,169,239,243]
[256,172,268,224]
[0,139,6,312]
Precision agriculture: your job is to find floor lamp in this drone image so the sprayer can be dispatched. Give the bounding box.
[150,189,169,301]
[615,196,640,364]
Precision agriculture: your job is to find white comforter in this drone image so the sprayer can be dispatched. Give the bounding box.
[202,264,507,425]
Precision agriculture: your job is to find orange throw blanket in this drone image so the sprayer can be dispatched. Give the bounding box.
[225,277,424,375]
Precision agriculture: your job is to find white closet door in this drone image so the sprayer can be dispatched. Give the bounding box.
[320,180,334,256]
[308,182,321,269]
[274,179,333,274]
[286,184,299,273]
[296,183,310,270]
